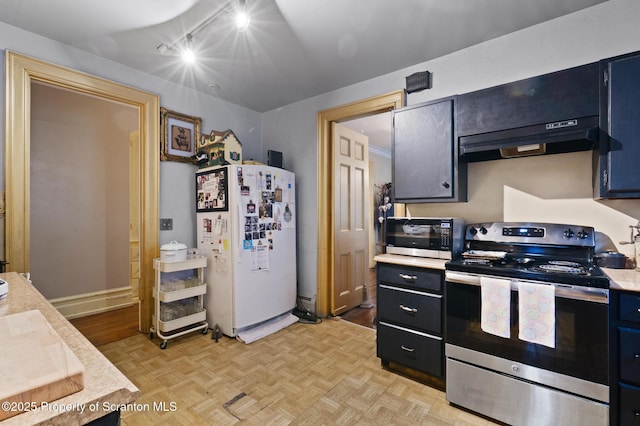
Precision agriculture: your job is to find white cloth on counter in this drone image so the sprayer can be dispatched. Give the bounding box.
[480,276,512,338]
[518,281,556,348]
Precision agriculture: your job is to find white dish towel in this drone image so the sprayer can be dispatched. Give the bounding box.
[480,276,512,338]
[518,281,556,348]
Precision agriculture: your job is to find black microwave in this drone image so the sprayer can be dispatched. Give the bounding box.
[385,217,465,259]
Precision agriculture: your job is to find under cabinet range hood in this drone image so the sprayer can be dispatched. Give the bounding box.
[458,116,600,161]
[456,62,600,162]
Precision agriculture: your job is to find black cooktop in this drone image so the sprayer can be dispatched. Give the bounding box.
[446,254,610,288]
[445,222,611,289]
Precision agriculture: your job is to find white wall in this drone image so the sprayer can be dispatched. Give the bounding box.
[30,84,133,299]
[0,22,263,255]
[261,0,640,303]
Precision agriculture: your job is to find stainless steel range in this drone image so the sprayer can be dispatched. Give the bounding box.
[445,222,609,426]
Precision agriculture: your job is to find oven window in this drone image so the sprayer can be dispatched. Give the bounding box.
[445,281,608,385]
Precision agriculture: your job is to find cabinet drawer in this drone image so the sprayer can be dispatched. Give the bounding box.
[620,293,640,324]
[378,285,441,333]
[620,327,640,385]
[619,383,640,425]
[377,322,443,377]
[377,264,442,292]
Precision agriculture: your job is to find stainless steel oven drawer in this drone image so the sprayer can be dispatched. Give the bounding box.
[378,285,442,333]
[619,327,640,385]
[377,321,443,377]
[377,264,442,292]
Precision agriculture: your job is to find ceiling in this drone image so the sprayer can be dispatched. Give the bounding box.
[0,0,606,113]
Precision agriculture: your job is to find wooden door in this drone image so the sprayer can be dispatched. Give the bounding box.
[333,123,370,315]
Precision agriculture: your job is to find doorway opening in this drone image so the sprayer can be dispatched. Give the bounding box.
[316,90,404,317]
[4,51,159,332]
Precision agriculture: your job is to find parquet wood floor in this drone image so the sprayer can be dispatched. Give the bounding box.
[98,319,499,425]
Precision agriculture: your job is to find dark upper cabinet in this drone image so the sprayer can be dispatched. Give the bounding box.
[456,62,600,161]
[392,97,467,203]
[457,62,599,137]
[595,52,640,198]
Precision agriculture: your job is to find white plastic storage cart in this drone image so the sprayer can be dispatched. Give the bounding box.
[151,256,208,349]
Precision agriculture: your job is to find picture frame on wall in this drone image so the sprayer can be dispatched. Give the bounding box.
[160,107,202,164]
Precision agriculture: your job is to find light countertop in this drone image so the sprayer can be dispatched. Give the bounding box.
[601,267,640,293]
[0,272,140,425]
[374,253,447,270]
[375,254,640,293]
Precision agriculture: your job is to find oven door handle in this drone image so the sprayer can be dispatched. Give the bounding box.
[445,271,609,304]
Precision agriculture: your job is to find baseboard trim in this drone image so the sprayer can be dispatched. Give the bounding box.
[50,286,137,319]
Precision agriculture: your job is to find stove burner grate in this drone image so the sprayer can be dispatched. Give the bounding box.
[548,260,583,267]
[533,262,588,275]
[463,258,493,265]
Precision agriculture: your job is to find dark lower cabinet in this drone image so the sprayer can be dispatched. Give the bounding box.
[611,291,640,425]
[376,262,444,382]
[619,383,640,425]
[377,322,443,377]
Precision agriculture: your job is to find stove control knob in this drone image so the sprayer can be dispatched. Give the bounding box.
[577,230,589,239]
[469,227,478,236]
[479,226,488,235]
[563,228,575,239]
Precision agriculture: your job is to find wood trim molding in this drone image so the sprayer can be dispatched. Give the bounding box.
[4,51,159,332]
[50,286,137,320]
[316,90,405,317]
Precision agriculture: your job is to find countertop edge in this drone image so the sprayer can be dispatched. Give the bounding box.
[374,255,640,293]
[601,267,640,293]
[0,272,140,425]
[374,253,447,270]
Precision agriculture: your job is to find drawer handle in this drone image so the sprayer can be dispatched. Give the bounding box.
[399,273,417,282]
[399,304,418,313]
[401,345,415,353]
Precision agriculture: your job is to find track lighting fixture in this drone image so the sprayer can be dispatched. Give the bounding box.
[235,0,251,31]
[156,0,251,64]
[181,33,195,64]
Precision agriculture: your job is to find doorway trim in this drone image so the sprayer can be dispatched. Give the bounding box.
[316,89,404,317]
[4,51,159,332]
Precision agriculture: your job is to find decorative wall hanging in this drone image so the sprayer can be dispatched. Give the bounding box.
[196,166,228,212]
[160,107,202,164]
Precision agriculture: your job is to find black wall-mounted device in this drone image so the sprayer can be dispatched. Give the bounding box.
[267,150,283,168]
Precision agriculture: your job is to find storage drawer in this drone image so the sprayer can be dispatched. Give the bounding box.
[620,293,640,324]
[619,383,640,425]
[378,284,442,333]
[620,327,640,385]
[377,264,442,292]
[377,321,443,377]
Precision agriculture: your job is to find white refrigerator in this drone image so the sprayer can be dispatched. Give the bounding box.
[196,164,297,337]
